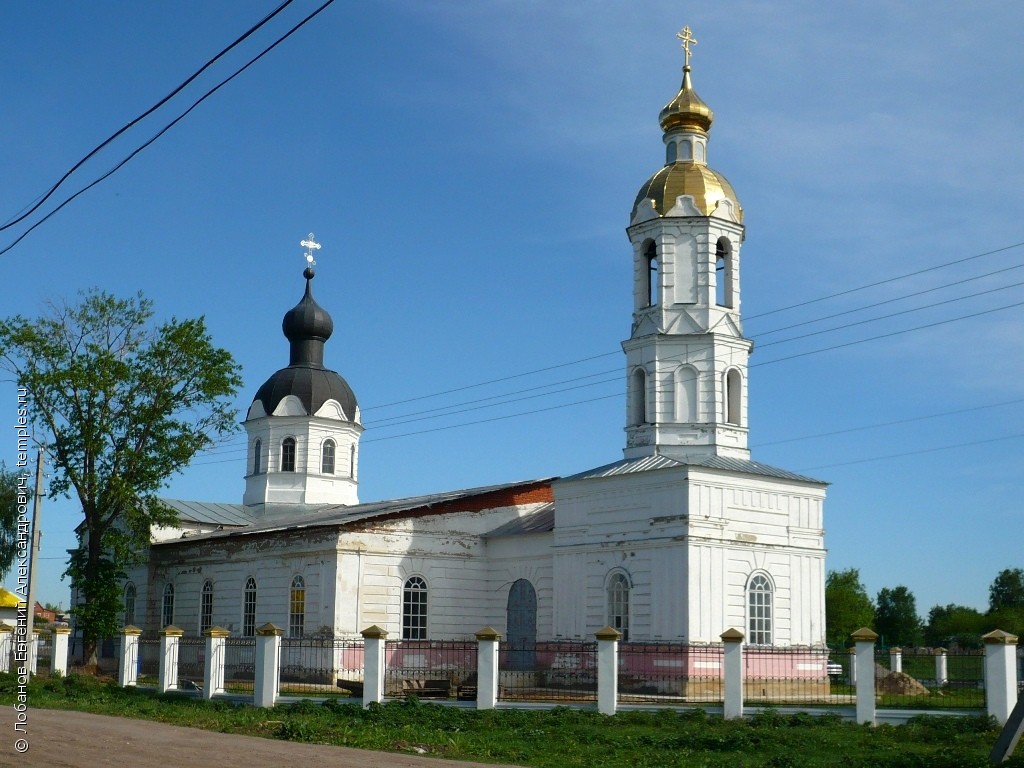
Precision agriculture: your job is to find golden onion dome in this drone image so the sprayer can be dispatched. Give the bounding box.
[659,66,713,133]
[632,162,742,221]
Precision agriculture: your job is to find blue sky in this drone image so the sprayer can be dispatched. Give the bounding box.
[2,2,1022,622]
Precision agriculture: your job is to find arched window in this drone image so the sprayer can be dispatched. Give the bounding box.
[161,583,175,628]
[680,138,693,161]
[252,439,262,475]
[243,577,257,637]
[402,576,428,640]
[289,575,305,638]
[695,140,705,163]
[628,368,647,427]
[715,237,734,308]
[675,365,698,423]
[200,580,214,634]
[321,439,336,475]
[123,583,136,626]
[726,369,742,426]
[349,444,356,479]
[644,241,659,307]
[748,573,773,645]
[607,572,630,641]
[281,437,296,472]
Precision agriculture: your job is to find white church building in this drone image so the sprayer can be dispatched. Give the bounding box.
[120,38,828,650]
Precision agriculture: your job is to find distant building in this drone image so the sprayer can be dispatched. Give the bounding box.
[115,37,827,649]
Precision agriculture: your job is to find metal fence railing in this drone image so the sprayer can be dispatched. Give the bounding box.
[498,640,598,704]
[384,640,477,700]
[875,648,984,710]
[34,633,53,676]
[278,637,364,696]
[617,642,724,704]
[223,638,256,694]
[176,637,205,689]
[138,637,160,682]
[744,646,837,705]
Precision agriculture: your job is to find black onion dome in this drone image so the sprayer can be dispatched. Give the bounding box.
[250,266,358,421]
[283,267,334,346]
[253,365,358,421]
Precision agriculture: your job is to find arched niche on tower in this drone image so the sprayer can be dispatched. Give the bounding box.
[628,367,648,426]
[674,364,699,423]
[672,234,698,304]
[642,240,659,308]
[724,367,743,426]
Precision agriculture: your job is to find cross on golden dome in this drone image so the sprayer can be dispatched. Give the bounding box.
[676,25,697,67]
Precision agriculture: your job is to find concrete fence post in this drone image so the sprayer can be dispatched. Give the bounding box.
[720,628,745,720]
[475,627,501,710]
[253,623,283,708]
[28,632,39,675]
[361,625,388,708]
[851,628,878,725]
[158,626,183,693]
[203,626,230,700]
[50,626,71,676]
[0,624,12,673]
[983,629,1019,725]
[595,626,621,716]
[119,626,142,687]
[889,647,902,674]
[935,648,948,687]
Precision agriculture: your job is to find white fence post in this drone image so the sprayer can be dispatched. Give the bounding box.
[119,626,142,687]
[361,625,388,707]
[0,625,12,673]
[253,623,283,708]
[983,629,1019,725]
[889,647,902,674]
[720,628,744,720]
[203,626,229,699]
[595,626,620,716]
[848,647,857,686]
[51,626,71,676]
[475,626,501,710]
[851,628,877,726]
[158,626,183,693]
[935,648,948,687]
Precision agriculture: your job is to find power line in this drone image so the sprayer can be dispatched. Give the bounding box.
[1,0,297,232]
[1,0,337,257]
[798,433,1024,472]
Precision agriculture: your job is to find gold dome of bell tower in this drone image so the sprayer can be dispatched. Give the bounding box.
[631,27,742,222]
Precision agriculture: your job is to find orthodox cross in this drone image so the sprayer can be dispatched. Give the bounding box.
[677,25,697,67]
[301,233,321,267]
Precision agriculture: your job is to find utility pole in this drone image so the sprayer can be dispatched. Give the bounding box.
[24,451,43,648]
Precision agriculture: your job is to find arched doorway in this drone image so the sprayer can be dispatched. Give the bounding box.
[505,579,537,671]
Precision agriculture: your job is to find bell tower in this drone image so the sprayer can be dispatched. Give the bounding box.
[623,28,752,461]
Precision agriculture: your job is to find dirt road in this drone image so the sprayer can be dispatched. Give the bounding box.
[0,708,526,768]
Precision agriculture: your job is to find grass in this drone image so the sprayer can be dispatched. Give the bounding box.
[3,672,1022,767]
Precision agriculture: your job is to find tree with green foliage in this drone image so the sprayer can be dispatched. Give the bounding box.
[0,463,28,580]
[989,568,1024,612]
[874,585,923,647]
[824,568,875,648]
[924,603,986,648]
[0,290,241,663]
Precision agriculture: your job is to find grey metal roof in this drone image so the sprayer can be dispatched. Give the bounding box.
[154,478,555,547]
[560,453,826,485]
[158,499,259,527]
[485,503,555,538]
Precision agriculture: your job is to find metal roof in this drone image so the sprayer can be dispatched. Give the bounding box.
[485,503,555,538]
[158,499,259,527]
[154,478,555,547]
[560,453,826,485]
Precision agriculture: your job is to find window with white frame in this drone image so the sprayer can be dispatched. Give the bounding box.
[281,437,296,472]
[253,439,262,475]
[748,573,773,645]
[402,576,428,640]
[161,583,175,628]
[289,575,305,638]
[607,572,630,641]
[243,577,257,637]
[321,439,336,474]
[200,580,214,634]
[123,583,136,626]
